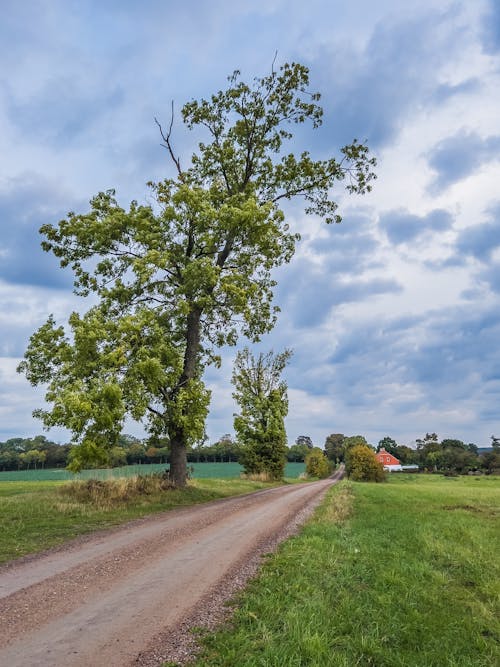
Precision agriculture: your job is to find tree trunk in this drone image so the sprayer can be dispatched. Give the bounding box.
[169,431,188,487]
[168,305,202,488]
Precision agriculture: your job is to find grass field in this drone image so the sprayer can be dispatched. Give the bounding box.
[0,476,290,564]
[191,475,500,667]
[0,461,305,482]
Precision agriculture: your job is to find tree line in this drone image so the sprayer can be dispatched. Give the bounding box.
[0,432,314,472]
[323,432,500,476]
[2,431,497,476]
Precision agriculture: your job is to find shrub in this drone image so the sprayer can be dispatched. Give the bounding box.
[345,444,386,482]
[305,447,332,479]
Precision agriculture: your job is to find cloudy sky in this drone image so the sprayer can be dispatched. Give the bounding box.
[1,0,499,447]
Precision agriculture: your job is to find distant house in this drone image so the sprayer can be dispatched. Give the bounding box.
[376,448,402,472]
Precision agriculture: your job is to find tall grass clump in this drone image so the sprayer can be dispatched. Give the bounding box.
[58,474,173,508]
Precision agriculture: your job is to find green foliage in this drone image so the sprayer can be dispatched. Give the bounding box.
[414,433,483,473]
[324,433,345,462]
[376,435,398,455]
[481,450,500,474]
[394,444,418,464]
[295,435,313,448]
[343,434,369,451]
[305,447,332,478]
[286,443,310,462]
[18,62,375,486]
[345,444,386,482]
[232,348,291,480]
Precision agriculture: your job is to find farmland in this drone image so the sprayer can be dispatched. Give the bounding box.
[192,474,500,666]
[0,461,305,482]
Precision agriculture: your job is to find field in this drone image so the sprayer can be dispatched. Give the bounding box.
[0,461,305,482]
[192,474,500,667]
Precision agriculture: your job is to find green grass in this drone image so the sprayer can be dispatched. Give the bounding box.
[191,475,500,667]
[0,461,305,482]
[0,477,285,565]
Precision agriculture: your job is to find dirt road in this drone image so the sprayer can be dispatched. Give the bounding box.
[0,470,343,666]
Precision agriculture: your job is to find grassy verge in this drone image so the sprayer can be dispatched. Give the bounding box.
[191,475,500,667]
[0,477,283,565]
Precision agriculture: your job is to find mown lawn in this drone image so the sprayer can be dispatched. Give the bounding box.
[191,475,500,667]
[0,477,284,564]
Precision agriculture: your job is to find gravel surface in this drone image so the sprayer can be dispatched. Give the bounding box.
[0,469,343,667]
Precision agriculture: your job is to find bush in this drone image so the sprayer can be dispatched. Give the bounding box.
[345,445,386,482]
[305,447,332,479]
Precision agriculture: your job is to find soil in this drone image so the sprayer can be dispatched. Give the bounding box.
[0,469,343,666]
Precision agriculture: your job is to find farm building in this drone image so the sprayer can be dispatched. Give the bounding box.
[376,448,402,471]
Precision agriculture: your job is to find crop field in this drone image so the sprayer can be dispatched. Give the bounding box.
[0,461,305,482]
[193,474,500,667]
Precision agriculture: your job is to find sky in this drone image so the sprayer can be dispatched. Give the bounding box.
[1,0,499,448]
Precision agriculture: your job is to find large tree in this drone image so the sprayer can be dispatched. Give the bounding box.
[232,348,291,480]
[376,436,398,455]
[18,62,375,486]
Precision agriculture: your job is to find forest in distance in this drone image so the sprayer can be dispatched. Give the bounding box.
[0,431,498,475]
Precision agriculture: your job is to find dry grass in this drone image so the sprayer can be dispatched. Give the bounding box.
[239,471,276,482]
[58,474,174,508]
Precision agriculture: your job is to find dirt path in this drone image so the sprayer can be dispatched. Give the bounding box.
[0,469,343,666]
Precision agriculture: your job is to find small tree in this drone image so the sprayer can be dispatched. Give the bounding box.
[305,447,332,478]
[296,435,313,449]
[482,451,500,473]
[232,348,291,480]
[109,446,127,468]
[346,444,385,482]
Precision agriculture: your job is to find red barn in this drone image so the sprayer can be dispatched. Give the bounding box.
[375,448,401,470]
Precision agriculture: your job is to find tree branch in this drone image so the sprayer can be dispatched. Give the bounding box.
[155,103,184,180]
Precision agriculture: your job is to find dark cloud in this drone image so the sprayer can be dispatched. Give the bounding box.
[311,8,467,152]
[0,312,42,357]
[480,0,500,53]
[479,262,500,294]
[455,203,500,262]
[0,177,75,288]
[276,255,402,329]
[426,131,500,192]
[380,208,453,245]
[431,78,481,104]
[6,80,125,148]
[324,305,500,417]
[406,308,500,398]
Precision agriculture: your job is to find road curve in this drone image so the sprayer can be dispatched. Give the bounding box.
[0,468,344,666]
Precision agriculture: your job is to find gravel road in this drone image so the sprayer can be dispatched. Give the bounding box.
[0,469,343,666]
